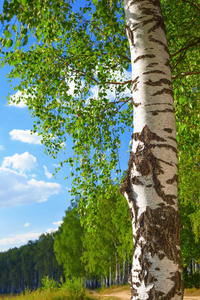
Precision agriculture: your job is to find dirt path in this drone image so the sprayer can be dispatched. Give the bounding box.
[100,290,131,299]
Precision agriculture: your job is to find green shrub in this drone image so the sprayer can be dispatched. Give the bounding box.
[41,276,58,292]
[62,278,86,300]
[183,272,200,289]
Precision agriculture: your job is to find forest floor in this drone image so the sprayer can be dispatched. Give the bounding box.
[88,286,200,300]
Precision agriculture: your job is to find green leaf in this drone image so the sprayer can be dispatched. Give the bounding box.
[23,35,28,46]
[14,39,21,49]
[4,30,11,38]
[12,25,17,33]
[5,38,13,48]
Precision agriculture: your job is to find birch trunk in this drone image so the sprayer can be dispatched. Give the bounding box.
[122,257,126,284]
[120,0,183,299]
[115,250,119,285]
[109,265,112,286]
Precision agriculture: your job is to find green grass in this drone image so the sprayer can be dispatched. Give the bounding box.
[0,277,97,300]
[1,284,200,300]
[184,287,200,296]
[0,290,97,300]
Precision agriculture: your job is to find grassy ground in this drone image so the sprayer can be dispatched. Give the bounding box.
[0,290,98,300]
[0,285,200,300]
[184,288,200,296]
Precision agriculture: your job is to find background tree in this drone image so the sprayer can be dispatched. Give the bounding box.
[35,233,62,283]
[0,233,63,294]
[21,241,38,290]
[54,206,85,278]
[82,184,133,286]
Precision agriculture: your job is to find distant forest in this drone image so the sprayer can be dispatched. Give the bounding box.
[0,185,200,294]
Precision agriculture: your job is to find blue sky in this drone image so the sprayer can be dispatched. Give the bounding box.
[0,2,132,252]
[0,63,75,252]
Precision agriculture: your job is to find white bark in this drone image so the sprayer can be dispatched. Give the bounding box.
[109,265,112,286]
[121,0,183,299]
[123,257,126,284]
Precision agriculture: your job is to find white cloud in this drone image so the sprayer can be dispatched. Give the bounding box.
[9,129,42,145]
[2,152,37,173]
[43,165,53,179]
[0,227,62,251]
[53,221,63,227]
[8,90,33,108]
[24,223,30,227]
[0,146,5,151]
[8,90,27,108]
[0,167,61,207]
[46,228,59,234]
[0,232,41,247]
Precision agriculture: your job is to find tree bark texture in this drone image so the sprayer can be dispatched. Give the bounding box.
[121,0,183,299]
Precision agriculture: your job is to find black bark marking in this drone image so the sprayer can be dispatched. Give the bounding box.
[151,143,177,155]
[132,176,144,185]
[146,62,158,68]
[166,175,178,184]
[132,76,140,96]
[168,136,177,143]
[129,0,146,6]
[132,99,141,107]
[144,78,171,86]
[149,108,175,116]
[164,128,173,133]
[145,102,173,107]
[165,59,172,70]
[133,126,177,205]
[158,158,174,167]
[132,124,166,143]
[149,35,169,54]
[134,54,156,64]
[152,88,174,97]
[143,70,166,75]
[147,16,166,34]
[135,282,140,287]
[132,76,140,85]
[125,25,135,46]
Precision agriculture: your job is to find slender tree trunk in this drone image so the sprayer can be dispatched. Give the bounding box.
[123,256,126,285]
[120,0,183,299]
[119,263,121,285]
[109,264,112,286]
[106,276,108,288]
[115,250,119,285]
[127,257,130,284]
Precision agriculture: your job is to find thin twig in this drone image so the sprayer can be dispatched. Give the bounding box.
[181,0,200,12]
[172,71,200,79]
[170,38,200,58]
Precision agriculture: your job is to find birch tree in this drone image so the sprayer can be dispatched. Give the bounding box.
[0,0,199,299]
[119,1,183,298]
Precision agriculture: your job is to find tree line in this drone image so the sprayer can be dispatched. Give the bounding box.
[0,183,200,294]
[0,233,63,294]
[0,184,133,294]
